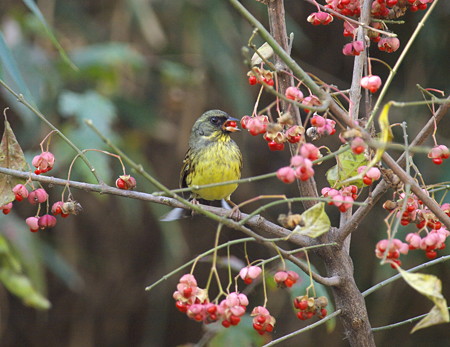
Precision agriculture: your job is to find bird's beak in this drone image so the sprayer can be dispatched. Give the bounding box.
[223,117,240,132]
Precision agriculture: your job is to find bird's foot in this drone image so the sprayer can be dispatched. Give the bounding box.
[190,198,200,216]
[226,199,241,221]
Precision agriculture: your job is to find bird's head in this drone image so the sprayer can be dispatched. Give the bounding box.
[191,110,240,139]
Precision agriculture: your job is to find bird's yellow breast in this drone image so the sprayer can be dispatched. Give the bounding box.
[187,138,242,201]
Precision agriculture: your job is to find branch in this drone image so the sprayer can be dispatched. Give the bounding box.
[265,0,320,209]
[263,309,342,347]
[0,78,104,184]
[381,151,450,230]
[366,0,440,126]
[303,0,396,37]
[337,96,450,243]
[372,307,450,332]
[0,166,339,286]
[362,254,450,297]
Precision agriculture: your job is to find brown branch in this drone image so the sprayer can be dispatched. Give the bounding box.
[261,1,375,345]
[337,96,450,242]
[266,0,319,209]
[0,166,339,286]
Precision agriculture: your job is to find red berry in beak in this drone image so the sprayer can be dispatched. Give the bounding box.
[223,120,240,132]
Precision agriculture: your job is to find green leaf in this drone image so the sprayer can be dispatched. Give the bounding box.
[397,267,449,333]
[0,118,27,206]
[57,90,117,182]
[292,202,330,238]
[0,235,50,310]
[326,146,368,188]
[70,43,145,71]
[21,0,77,70]
[0,33,35,105]
[58,90,116,135]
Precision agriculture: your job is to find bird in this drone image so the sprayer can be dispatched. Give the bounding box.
[161,110,242,221]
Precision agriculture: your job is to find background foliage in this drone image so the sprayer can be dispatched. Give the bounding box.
[0,0,449,346]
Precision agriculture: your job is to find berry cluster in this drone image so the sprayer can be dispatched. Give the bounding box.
[276,143,320,183]
[322,185,358,213]
[381,195,449,261]
[251,306,276,335]
[2,143,137,233]
[174,268,303,334]
[308,115,336,138]
[324,0,432,20]
[247,67,274,86]
[294,295,328,320]
[0,149,86,232]
[173,274,250,328]
[306,1,433,98]
[375,238,409,267]
[173,274,209,316]
[406,228,448,260]
[241,114,306,151]
[5,182,81,232]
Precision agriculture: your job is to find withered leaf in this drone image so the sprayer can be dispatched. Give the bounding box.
[0,118,27,206]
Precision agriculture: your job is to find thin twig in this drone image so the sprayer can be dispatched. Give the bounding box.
[362,254,450,297]
[263,309,342,346]
[0,166,339,286]
[0,78,104,184]
[372,307,450,332]
[366,0,440,127]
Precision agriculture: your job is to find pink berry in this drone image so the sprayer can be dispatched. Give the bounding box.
[12,184,29,201]
[28,188,49,205]
[26,216,40,232]
[1,202,13,215]
[38,214,57,229]
[361,75,382,93]
[276,166,296,184]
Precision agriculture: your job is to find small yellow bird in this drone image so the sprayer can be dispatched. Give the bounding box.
[161,110,242,221]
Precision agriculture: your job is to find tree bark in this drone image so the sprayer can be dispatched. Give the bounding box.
[266,1,375,345]
[267,0,319,210]
[316,233,376,346]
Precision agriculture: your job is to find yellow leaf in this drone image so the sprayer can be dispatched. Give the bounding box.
[411,305,448,333]
[369,102,393,167]
[292,202,330,238]
[397,267,449,333]
[347,102,394,184]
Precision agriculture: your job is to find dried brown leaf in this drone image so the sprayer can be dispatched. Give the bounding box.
[0,118,27,206]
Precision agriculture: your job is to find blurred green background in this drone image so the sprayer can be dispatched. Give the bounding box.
[0,0,449,346]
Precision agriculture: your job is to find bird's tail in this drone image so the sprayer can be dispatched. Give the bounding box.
[160,207,190,222]
[160,199,230,222]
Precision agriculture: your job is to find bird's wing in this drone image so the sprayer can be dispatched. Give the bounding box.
[180,148,192,191]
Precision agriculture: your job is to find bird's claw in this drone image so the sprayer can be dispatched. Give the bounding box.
[228,206,242,221]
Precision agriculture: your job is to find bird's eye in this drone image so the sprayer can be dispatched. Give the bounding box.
[210,116,221,125]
